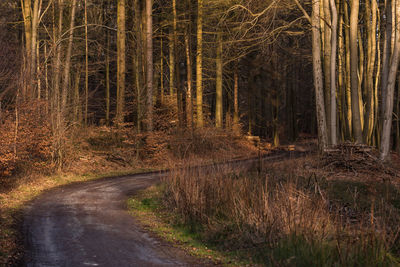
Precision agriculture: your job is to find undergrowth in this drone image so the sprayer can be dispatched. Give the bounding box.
[130,158,400,266]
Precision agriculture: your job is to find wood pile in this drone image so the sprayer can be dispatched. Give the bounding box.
[321,142,391,174]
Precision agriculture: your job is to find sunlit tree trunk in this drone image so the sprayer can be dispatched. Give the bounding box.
[196,0,204,127]
[329,0,337,146]
[364,0,378,144]
[350,0,363,143]
[115,0,126,125]
[134,0,143,132]
[344,2,352,138]
[146,0,154,131]
[312,0,328,152]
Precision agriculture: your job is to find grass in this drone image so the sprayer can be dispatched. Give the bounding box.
[0,167,155,265]
[127,185,253,266]
[127,158,400,266]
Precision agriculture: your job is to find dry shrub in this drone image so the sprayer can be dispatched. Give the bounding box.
[162,160,400,264]
[0,101,52,179]
[167,127,255,160]
[164,164,333,244]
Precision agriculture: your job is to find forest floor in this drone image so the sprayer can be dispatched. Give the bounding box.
[128,146,400,266]
[0,126,266,265]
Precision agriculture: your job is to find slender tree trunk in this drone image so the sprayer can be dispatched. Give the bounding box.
[160,31,164,105]
[233,60,239,132]
[185,25,193,129]
[196,0,204,127]
[344,2,352,138]
[61,0,77,113]
[350,0,363,143]
[215,32,223,128]
[146,0,153,131]
[381,0,393,143]
[73,69,81,123]
[312,0,328,152]
[323,0,332,143]
[106,29,110,125]
[84,0,89,125]
[116,0,126,125]
[134,0,143,133]
[380,0,400,160]
[30,0,41,99]
[329,0,337,146]
[21,0,32,99]
[169,32,175,96]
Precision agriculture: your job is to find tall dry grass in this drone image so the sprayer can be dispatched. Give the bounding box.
[162,161,400,265]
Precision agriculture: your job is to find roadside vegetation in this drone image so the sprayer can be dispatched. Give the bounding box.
[129,155,400,266]
[0,113,259,265]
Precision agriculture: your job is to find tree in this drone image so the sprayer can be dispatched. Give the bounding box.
[312,0,328,151]
[196,0,204,128]
[116,0,126,124]
[146,0,154,131]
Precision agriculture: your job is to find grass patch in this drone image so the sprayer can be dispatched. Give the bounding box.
[0,167,155,265]
[128,159,400,266]
[127,185,253,266]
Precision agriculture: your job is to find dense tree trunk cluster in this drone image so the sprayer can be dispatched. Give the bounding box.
[1,0,400,166]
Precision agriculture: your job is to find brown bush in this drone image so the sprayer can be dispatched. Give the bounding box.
[0,101,52,178]
[162,160,399,258]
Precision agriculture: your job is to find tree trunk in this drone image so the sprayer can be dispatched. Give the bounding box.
[233,60,239,133]
[116,0,126,125]
[61,0,77,113]
[350,0,363,143]
[329,0,337,146]
[84,0,89,125]
[323,0,332,143]
[380,0,400,161]
[185,25,193,129]
[196,0,204,127]
[215,32,223,128]
[312,0,328,152]
[146,0,154,131]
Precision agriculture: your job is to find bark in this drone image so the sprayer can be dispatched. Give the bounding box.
[312,0,328,152]
[323,0,332,143]
[116,0,126,124]
[61,0,77,113]
[350,0,363,143]
[215,32,223,128]
[233,60,239,132]
[329,0,337,146]
[185,25,193,129]
[381,0,393,134]
[84,0,89,125]
[146,0,154,131]
[196,0,204,127]
[380,0,400,161]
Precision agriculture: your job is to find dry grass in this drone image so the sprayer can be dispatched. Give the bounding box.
[161,157,400,265]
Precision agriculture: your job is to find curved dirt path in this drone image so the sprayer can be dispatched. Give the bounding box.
[23,171,203,266]
[23,152,302,266]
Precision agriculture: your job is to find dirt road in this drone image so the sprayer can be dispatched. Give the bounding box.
[23,171,205,266]
[23,151,302,266]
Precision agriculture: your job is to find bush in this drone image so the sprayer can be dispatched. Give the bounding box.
[162,160,400,265]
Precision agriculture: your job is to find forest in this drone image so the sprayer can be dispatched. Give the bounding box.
[1,0,400,266]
